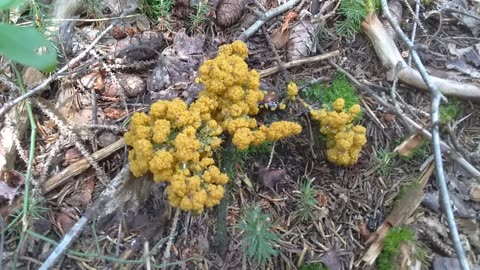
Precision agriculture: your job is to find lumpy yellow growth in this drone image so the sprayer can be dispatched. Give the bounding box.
[124,41,302,213]
[287,82,299,100]
[310,98,367,166]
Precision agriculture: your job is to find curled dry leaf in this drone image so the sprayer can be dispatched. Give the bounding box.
[287,20,317,62]
[64,147,82,165]
[104,74,146,98]
[215,0,246,28]
[55,211,76,234]
[80,72,105,91]
[0,169,24,205]
[111,30,166,61]
[255,167,286,188]
[66,177,95,206]
[103,107,127,119]
[271,28,290,49]
[469,184,480,202]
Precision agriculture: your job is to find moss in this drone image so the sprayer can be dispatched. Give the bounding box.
[377,227,425,270]
[439,99,461,124]
[302,73,361,116]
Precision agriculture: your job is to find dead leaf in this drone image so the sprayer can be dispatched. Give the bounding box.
[0,181,21,205]
[255,167,285,188]
[287,21,317,61]
[98,131,118,147]
[56,212,76,234]
[1,169,24,188]
[215,0,246,28]
[66,178,95,206]
[104,74,145,98]
[470,184,480,202]
[103,107,127,119]
[271,28,290,49]
[80,72,105,91]
[64,147,82,165]
[281,11,297,32]
[394,133,424,157]
[319,249,342,270]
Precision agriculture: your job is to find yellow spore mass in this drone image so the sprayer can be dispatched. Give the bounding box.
[124,41,303,213]
[310,98,367,166]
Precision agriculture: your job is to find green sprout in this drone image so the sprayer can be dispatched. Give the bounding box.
[299,262,329,270]
[294,179,319,222]
[335,0,380,37]
[143,0,175,21]
[235,206,280,268]
[373,148,396,176]
[189,0,210,32]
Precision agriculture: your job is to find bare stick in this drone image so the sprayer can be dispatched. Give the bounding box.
[161,208,181,264]
[38,164,131,270]
[259,50,340,78]
[237,0,301,41]
[380,2,470,269]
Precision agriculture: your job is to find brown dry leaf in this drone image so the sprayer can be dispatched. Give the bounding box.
[271,28,290,49]
[358,222,371,240]
[281,11,297,32]
[1,169,24,188]
[394,133,425,157]
[66,178,95,206]
[56,211,76,234]
[103,107,127,119]
[286,20,317,62]
[80,72,105,91]
[215,0,246,28]
[255,167,285,188]
[64,147,82,165]
[104,74,146,98]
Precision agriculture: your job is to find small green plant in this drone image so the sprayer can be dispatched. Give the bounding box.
[143,0,175,21]
[374,148,396,176]
[335,0,380,37]
[398,139,431,162]
[0,0,57,72]
[294,178,319,222]
[439,99,461,124]
[189,0,210,32]
[377,227,426,270]
[235,206,280,268]
[302,73,360,113]
[299,262,329,270]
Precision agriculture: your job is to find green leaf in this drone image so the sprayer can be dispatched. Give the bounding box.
[0,23,57,73]
[0,0,24,10]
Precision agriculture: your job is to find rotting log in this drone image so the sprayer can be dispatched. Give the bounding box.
[361,12,480,101]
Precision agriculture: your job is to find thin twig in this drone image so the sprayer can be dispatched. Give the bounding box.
[237,0,301,41]
[380,1,470,268]
[267,142,276,168]
[162,208,181,264]
[38,164,131,270]
[407,0,421,66]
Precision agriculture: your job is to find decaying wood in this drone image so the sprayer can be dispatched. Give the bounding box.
[359,159,434,266]
[259,50,340,77]
[361,13,480,100]
[0,138,125,217]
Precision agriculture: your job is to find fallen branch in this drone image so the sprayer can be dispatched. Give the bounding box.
[0,138,125,217]
[361,13,480,100]
[237,0,301,41]
[259,50,340,78]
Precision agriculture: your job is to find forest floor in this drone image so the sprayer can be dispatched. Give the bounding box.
[0,0,480,269]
